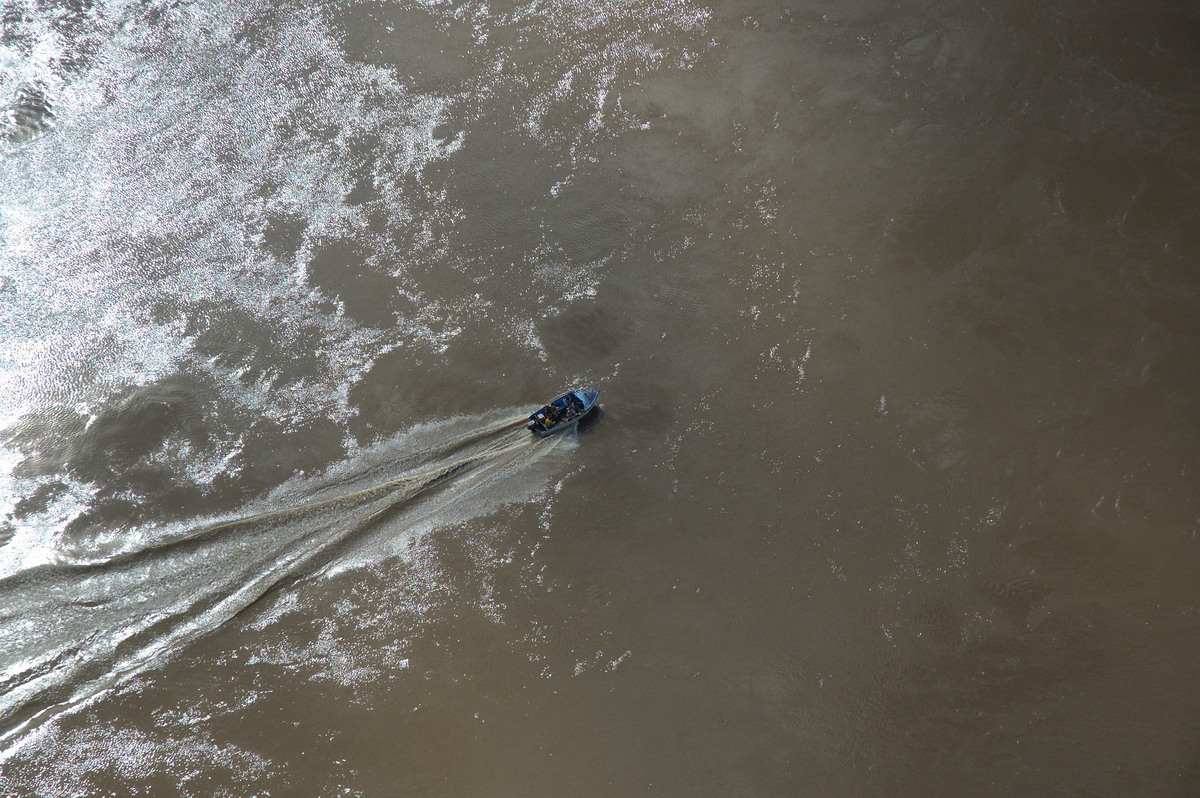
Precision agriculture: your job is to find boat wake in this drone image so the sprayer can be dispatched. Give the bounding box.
[0,409,567,750]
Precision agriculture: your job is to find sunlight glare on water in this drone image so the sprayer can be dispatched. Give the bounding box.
[1,0,1199,795]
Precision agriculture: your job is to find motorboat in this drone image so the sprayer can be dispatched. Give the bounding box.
[527,388,599,436]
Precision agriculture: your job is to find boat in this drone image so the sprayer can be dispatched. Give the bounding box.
[527,388,599,436]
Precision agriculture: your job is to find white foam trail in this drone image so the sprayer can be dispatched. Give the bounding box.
[0,409,572,754]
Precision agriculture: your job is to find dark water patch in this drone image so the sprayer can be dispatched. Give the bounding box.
[336,130,389,207]
[1,371,349,553]
[346,345,540,443]
[882,190,989,273]
[9,483,68,522]
[345,347,432,437]
[1053,145,1200,256]
[537,303,624,361]
[1051,2,1200,102]
[305,239,399,327]
[1121,163,1200,252]
[53,380,210,480]
[257,209,309,263]
[1054,143,1148,226]
[332,2,481,91]
[1,84,54,143]
[979,575,1049,628]
[539,181,634,265]
[84,386,203,466]
[433,129,566,252]
[187,304,334,384]
[235,417,347,490]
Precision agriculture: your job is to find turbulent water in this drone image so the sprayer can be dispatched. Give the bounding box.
[1,0,1198,795]
[0,410,565,744]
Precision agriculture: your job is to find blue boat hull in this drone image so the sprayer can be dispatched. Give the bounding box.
[527,388,599,436]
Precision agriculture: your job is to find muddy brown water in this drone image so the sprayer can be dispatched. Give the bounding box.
[1,0,1198,795]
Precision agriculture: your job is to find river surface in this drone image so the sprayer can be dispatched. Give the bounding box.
[1,0,1198,795]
